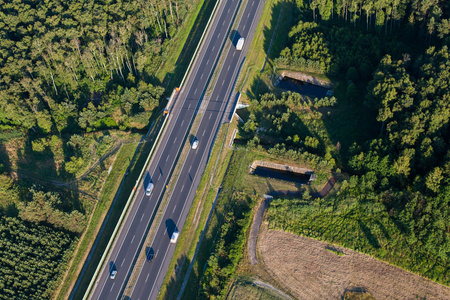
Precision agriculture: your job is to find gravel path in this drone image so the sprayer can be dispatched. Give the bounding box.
[248,198,269,265]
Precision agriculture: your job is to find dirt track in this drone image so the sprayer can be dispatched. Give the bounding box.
[258,227,450,300]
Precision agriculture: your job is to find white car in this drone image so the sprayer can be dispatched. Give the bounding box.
[110,270,117,279]
[170,230,179,243]
[146,182,154,196]
[192,139,199,150]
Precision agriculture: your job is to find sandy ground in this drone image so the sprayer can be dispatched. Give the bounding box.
[258,226,450,300]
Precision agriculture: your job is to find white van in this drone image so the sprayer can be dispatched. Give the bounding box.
[236,37,244,50]
[170,230,179,243]
[146,182,154,196]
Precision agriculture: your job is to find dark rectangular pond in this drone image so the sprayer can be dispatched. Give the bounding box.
[278,77,328,99]
[252,166,310,184]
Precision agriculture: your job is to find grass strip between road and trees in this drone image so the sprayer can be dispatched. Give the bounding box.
[156,0,218,91]
[237,0,295,98]
[59,116,165,300]
[157,123,233,299]
[56,141,139,300]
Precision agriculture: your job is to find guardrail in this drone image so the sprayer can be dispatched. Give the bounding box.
[82,0,223,298]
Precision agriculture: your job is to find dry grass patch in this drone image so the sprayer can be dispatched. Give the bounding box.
[227,278,288,300]
[258,226,450,300]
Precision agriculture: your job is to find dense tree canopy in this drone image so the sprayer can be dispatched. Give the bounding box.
[250,0,450,287]
[0,215,76,299]
[0,0,193,133]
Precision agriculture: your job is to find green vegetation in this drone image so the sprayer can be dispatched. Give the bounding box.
[260,0,450,288]
[326,247,345,256]
[0,215,77,299]
[239,91,337,167]
[227,278,286,300]
[180,148,254,299]
[194,0,450,295]
[0,0,200,133]
[199,191,254,298]
[0,0,211,297]
[344,291,376,300]
[57,140,139,299]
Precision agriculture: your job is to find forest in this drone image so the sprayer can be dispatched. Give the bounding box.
[0,0,197,298]
[240,0,450,287]
[0,216,77,299]
[0,0,192,133]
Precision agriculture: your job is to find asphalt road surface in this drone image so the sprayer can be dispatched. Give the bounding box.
[89,0,264,299]
[129,0,265,299]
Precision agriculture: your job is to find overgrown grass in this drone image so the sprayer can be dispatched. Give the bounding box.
[60,116,165,300]
[158,124,232,299]
[156,0,218,91]
[326,247,346,256]
[227,278,286,300]
[180,147,250,299]
[237,0,296,100]
[56,141,139,299]
[344,291,376,300]
[265,184,449,285]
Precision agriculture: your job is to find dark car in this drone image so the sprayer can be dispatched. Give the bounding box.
[147,249,154,262]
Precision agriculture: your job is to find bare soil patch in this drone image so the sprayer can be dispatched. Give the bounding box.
[258,226,450,300]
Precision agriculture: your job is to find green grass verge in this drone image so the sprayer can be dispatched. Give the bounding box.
[157,124,232,299]
[227,278,285,300]
[60,117,165,300]
[237,0,295,99]
[56,141,139,299]
[156,0,218,91]
[181,147,253,299]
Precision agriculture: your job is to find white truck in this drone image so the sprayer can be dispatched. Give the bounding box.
[236,37,244,50]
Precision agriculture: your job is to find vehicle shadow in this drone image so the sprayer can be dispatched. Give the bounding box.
[143,171,152,188]
[229,29,241,47]
[165,219,178,238]
[109,261,116,272]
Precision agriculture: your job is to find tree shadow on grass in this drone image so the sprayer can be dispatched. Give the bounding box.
[161,0,218,92]
[163,254,194,300]
[14,135,85,213]
[358,220,380,249]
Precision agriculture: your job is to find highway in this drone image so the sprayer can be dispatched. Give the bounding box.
[129,0,265,298]
[89,0,241,298]
[89,0,265,299]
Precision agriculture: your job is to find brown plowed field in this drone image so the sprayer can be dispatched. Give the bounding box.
[258,226,450,300]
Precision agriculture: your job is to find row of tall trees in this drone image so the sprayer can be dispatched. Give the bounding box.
[308,0,449,39]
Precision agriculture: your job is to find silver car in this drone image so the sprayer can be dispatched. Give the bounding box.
[192,139,199,149]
